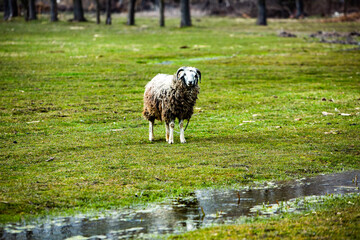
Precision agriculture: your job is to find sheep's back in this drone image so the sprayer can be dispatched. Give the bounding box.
[143,74,173,121]
[144,74,173,98]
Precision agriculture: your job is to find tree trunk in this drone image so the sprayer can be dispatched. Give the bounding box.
[256,0,267,26]
[180,0,192,27]
[159,0,165,27]
[295,0,304,18]
[5,0,18,20]
[28,0,37,20]
[19,0,29,20]
[8,0,19,18]
[95,0,100,24]
[50,0,58,22]
[4,0,11,20]
[13,0,19,16]
[127,0,136,25]
[106,0,111,24]
[327,0,332,17]
[73,0,86,22]
[344,0,348,17]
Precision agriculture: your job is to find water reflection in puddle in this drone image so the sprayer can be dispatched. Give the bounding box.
[1,170,359,239]
[153,55,235,65]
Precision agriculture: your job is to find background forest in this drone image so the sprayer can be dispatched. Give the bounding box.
[2,0,360,24]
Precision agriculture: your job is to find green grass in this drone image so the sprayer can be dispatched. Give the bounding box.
[0,13,359,227]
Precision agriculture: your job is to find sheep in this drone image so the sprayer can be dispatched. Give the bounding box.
[143,66,201,144]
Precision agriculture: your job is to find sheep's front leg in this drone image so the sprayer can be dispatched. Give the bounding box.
[165,122,170,142]
[168,120,175,144]
[179,119,186,143]
[149,120,154,142]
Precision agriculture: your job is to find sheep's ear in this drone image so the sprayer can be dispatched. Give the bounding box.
[176,67,186,81]
[196,68,201,83]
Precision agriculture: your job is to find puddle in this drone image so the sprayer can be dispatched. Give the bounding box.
[151,55,235,65]
[1,170,359,240]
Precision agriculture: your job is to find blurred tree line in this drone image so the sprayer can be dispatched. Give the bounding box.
[2,0,360,27]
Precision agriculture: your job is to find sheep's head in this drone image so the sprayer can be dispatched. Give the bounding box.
[176,66,201,87]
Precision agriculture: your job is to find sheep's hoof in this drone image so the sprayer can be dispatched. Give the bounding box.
[168,140,174,144]
[181,139,186,144]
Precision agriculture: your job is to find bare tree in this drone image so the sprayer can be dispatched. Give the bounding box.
[28,0,37,20]
[19,0,29,20]
[344,0,348,17]
[106,0,111,24]
[127,0,136,25]
[159,0,165,27]
[95,0,100,24]
[73,0,86,21]
[295,0,304,18]
[4,0,12,20]
[180,0,192,27]
[12,0,19,17]
[256,0,267,25]
[50,0,58,22]
[327,0,332,16]
[5,0,20,20]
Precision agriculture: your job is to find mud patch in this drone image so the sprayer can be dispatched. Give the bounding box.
[309,31,360,45]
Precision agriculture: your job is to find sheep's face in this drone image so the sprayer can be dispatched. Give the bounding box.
[177,67,201,87]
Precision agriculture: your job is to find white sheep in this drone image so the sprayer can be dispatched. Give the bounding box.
[143,66,201,144]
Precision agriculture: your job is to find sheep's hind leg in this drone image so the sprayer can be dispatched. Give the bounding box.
[149,120,154,142]
[179,120,186,143]
[168,120,175,144]
[165,122,170,142]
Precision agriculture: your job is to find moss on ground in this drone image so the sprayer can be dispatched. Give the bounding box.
[0,14,359,227]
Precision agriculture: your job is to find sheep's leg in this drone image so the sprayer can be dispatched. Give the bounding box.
[149,120,154,142]
[179,119,186,143]
[165,122,170,142]
[168,120,175,144]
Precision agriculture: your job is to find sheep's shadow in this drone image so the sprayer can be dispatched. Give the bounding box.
[185,134,273,145]
[140,130,274,145]
[142,135,261,145]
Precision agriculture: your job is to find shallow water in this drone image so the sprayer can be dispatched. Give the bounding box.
[154,55,234,65]
[1,170,359,240]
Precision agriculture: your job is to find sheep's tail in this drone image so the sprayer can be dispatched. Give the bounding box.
[184,118,190,131]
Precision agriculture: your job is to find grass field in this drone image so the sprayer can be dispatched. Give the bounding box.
[0,13,359,235]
